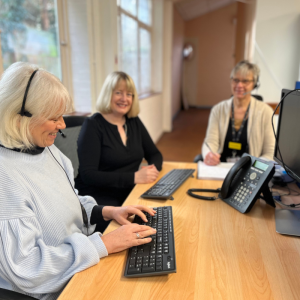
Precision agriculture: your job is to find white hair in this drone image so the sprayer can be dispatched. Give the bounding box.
[96,71,140,118]
[0,62,74,149]
[230,60,260,87]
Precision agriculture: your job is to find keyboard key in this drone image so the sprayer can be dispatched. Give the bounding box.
[128,267,142,274]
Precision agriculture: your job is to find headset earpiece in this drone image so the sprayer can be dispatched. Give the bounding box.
[253,76,260,90]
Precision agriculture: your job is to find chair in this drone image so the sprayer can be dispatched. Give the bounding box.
[0,288,37,300]
[193,153,203,163]
[252,94,263,101]
[54,115,87,178]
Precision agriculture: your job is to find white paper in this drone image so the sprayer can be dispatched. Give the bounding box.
[197,161,234,180]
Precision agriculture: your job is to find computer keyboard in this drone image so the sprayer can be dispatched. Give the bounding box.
[140,168,195,200]
[124,206,176,277]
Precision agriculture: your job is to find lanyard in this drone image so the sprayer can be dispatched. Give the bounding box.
[231,101,250,143]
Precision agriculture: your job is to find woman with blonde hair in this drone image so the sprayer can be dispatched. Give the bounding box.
[75,72,162,230]
[0,62,156,299]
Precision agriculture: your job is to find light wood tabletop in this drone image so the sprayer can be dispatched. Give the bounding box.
[58,162,300,300]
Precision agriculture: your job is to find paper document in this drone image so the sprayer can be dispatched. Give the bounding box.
[197,161,234,180]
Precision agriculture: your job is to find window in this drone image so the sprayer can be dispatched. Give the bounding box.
[117,0,152,95]
[0,0,62,79]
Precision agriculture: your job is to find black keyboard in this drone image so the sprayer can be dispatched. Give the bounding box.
[124,206,176,277]
[140,169,195,200]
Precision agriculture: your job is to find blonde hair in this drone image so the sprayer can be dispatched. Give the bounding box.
[0,62,74,149]
[96,71,140,118]
[230,60,260,87]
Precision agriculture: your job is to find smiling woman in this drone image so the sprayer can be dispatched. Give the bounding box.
[0,62,158,300]
[30,115,66,148]
[75,71,163,232]
[202,60,275,165]
[0,62,73,150]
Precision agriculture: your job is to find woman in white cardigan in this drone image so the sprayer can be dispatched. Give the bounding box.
[202,61,275,165]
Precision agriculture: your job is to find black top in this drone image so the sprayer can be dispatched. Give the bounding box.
[75,113,163,206]
[220,119,249,162]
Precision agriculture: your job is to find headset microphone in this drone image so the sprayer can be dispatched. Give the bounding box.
[58,129,66,138]
[243,91,252,96]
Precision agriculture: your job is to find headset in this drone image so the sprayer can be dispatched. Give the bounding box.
[253,75,260,90]
[18,69,89,234]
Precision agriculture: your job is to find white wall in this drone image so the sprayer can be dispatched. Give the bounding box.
[254,0,300,103]
[67,0,92,112]
[139,94,164,143]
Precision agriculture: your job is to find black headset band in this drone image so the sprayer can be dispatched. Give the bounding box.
[19,69,39,117]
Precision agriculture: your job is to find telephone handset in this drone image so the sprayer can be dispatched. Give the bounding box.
[187,153,276,213]
[220,155,251,199]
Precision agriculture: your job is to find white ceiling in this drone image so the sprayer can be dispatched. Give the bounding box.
[172,0,236,21]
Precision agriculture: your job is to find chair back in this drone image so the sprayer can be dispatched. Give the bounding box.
[54,115,87,178]
[0,288,37,300]
[251,94,263,101]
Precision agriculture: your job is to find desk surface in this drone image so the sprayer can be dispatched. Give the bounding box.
[59,162,300,300]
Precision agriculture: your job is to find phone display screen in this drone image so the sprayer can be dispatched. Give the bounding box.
[253,160,268,171]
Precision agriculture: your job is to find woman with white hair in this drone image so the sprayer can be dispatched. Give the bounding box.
[75,72,163,216]
[202,60,275,165]
[0,62,157,300]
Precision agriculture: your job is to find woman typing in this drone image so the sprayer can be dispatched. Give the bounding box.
[0,62,156,299]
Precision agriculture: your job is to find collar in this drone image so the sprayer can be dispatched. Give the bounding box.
[0,144,45,155]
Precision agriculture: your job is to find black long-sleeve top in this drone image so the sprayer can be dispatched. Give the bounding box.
[75,113,163,206]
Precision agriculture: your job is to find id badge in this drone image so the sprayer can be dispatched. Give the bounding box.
[227,156,240,163]
[228,141,242,150]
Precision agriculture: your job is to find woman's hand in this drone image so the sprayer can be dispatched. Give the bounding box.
[134,165,159,184]
[204,152,221,166]
[102,205,156,225]
[101,224,156,254]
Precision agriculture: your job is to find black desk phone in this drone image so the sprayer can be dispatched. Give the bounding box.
[188,153,276,213]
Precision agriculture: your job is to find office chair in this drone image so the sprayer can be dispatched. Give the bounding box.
[54,115,87,178]
[251,94,263,101]
[193,153,203,163]
[0,288,37,300]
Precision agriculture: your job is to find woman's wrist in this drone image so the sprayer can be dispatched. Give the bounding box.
[134,171,139,184]
[102,206,116,221]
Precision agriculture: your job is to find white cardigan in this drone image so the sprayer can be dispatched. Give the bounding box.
[202,97,275,160]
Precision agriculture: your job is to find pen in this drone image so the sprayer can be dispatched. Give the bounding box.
[205,142,217,156]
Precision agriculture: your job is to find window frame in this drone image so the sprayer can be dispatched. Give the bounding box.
[117,0,153,96]
[0,30,3,75]
[56,0,73,99]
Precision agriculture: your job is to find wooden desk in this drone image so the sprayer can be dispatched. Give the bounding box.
[59,162,300,300]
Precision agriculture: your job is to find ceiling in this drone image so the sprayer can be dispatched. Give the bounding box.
[172,0,236,21]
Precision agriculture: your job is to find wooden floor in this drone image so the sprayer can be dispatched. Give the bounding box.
[156,108,211,163]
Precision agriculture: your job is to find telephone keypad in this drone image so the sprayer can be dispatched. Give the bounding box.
[231,173,260,208]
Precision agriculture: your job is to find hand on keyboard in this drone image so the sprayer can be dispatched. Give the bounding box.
[134,165,159,184]
[124,206,176,277]
[101,224,156,254]
[103,205,156,225]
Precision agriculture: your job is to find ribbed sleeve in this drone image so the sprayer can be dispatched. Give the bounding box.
[0,145,108,300]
